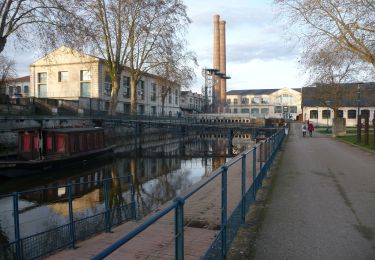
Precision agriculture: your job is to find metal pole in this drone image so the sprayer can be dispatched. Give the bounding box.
[252,148,257,200]
[13,193,21,260]
[241,154,246,223]
[221,166,228,259]
[104,179,111,232]
[357,85,361,143]
[174,197,185,260]
[67,183,76,248]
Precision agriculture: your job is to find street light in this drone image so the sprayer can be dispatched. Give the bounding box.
[325,100,331,133]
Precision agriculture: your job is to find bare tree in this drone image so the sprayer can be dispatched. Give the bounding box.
[0,54,16,93]
[275,0,375,68]
[302,42,375,117]
[0,0,76,54]
[153,44,197,115]
[65,0,193,115]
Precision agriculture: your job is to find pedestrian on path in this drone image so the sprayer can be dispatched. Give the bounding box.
[308,122,314,137]
[301,122,307,137]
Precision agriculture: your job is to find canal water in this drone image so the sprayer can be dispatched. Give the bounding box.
[0,134,254,259]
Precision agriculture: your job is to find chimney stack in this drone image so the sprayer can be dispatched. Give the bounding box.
[219,20,226,112]
[213,15,221,113]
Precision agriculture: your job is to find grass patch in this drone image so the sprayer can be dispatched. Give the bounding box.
[337,134,375,150]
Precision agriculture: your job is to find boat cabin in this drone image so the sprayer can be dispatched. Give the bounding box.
[18,128,106,160]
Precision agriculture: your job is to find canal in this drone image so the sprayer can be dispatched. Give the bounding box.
[0,134,255,259]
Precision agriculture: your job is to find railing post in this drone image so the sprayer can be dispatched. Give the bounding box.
[221,166,228,259]
[130,174,136,220]
[67,183,76,249]
[174,197,185,260]
[252,148,257,200]
[103,178,111,232]
[259,142,263,169]
[12,193,21,260]
[241,154,246,223]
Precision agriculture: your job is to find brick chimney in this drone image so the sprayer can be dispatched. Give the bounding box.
[219,20,226,112]
[213,15,221,112]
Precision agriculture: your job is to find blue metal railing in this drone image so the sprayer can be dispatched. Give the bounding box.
[92,129,285,260]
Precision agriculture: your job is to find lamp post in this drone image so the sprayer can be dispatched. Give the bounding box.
[356,84,361,143]
[325,100,331,133]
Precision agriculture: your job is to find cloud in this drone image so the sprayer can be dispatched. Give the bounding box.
[227,40,298,63]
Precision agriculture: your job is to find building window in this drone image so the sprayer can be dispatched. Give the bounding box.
[151,83,157,101]
[24,85,29,94]
[80,70,91,97]
[151,106,157,115]
[290,106,297,113]
[58,71,68,82]
[361,109,370,118]
[124,103,130,114]
[138,104,145,114]
[123,76,130,98]
[310,110,318,119]
[252,96,261,104]
[322,110,331,119]
[227,99,231,105]
[233,108,238,113]
[241,108,249,113]
[337,110,344,118]
[233,98,238,105]
[348,110,356,119]
[137,80,145,100]
[169,92,172,104]
[251,108,259,114]
[261,108,269,115]
[274,106,282,113]
[175,89,178,104]
[261,97,269,104]
[104,74,112,96]
[241,98,249,104]
[37,72,47,97]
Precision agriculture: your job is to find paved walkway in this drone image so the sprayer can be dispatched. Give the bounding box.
[254,123,375,259]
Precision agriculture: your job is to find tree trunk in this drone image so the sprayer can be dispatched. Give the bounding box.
[109,74,121,115]
[0,37,6,54]
[130,76,137,113]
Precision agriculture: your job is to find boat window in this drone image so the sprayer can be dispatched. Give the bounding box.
[87,133,94,150]
[47,136,53,151]
[56,135,66,153]
[79,134,86,151]
[33,136,39,150]
[70,135,76,153]
[22,134,31,152]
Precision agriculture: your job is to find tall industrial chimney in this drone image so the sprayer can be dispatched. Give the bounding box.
[213,15,221,112]
[219,20,226,112]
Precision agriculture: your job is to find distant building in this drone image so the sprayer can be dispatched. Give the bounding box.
[180,90,204,114]
[29,46,181,115]
[302,82,375,127]
[226,87,302,120]
[1,76,30,98]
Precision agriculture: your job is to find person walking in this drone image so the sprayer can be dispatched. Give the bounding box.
[301,122,307,137]
[308,122,315,137]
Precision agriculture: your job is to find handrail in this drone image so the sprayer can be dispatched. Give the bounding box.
[92,128,286,259]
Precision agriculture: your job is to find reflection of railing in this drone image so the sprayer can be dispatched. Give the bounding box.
[92,129,286,259]
[0,176,136,260]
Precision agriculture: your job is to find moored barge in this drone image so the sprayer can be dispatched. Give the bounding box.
[0,127,113,177]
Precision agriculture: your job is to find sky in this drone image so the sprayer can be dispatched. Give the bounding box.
[4,0,306,94]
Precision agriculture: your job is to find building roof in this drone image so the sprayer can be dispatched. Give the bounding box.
[13,76,30,82]
[227,88,301,96]
[302,82,375,107]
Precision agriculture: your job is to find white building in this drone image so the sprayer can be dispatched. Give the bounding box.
[180,90,204,114]
[226,87,302,120]
[302,83,375,127]
[1,76,30,97]
[29,46,181,116]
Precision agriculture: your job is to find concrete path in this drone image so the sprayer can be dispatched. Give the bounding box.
[254,123,375,259]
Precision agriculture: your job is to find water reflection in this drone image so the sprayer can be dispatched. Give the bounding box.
[0,135,255,259]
